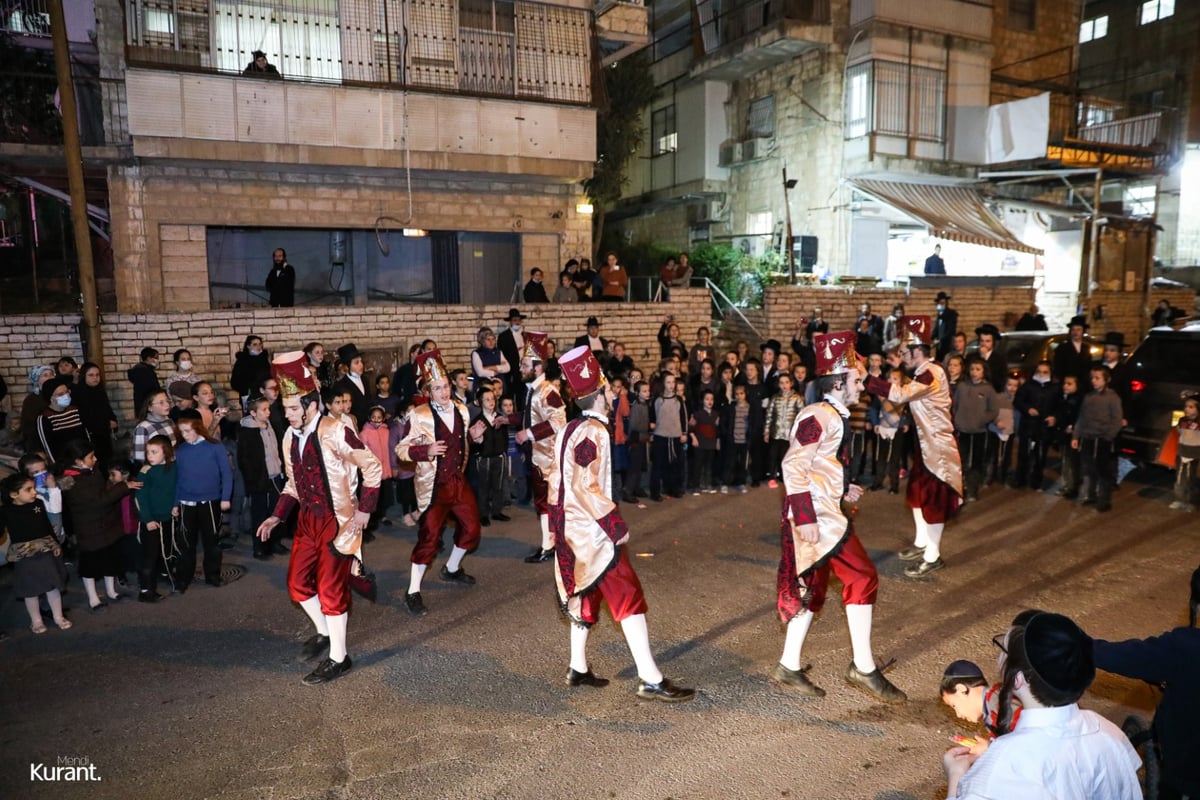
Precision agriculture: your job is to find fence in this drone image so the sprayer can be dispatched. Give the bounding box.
[1,0,51,36]
[694,0,830,56]
[123,0,592,104]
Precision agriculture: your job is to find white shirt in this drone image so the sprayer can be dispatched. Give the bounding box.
[295,413,321,453]
[347,373,365,394]
[953,705,1141,800]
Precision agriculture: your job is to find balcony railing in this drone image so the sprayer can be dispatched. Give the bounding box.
[1078,111,1164,150]
[694,0,830,56]
[123,0,592,105]
[1,0,51,36]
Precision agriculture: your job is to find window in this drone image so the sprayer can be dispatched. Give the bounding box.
[1008,0,1036,30]
[1139,0,1174,24]
[746,211,773,235]
[652,106,677,156]
[843,60,946,143]
[1079,15,1108,43]
[1125,185,1156,216]
[746,95,775,139]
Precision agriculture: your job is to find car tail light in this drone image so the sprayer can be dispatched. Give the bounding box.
[1130,379,1147,393]
[1120,447,1136,454]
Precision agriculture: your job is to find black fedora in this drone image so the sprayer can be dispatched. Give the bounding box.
[1067,315,1090,331]
[586,316,601,327]
[505,308,525,321]
[760,339,783,355]
[337,343,363,364]
[975,323,1001,339]
[935,291,952,303]
[1103,331,1125,348]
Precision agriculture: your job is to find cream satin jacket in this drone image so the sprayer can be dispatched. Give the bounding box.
[527,373,567,474]
[782,400,851,576]
[394,400,471,513]
[887,360,963,494]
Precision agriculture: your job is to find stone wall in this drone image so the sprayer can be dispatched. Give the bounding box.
[1084,288,1196,341]
[0,289,711,424]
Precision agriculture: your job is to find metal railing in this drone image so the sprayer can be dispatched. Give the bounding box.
[1078,111,1164,149]
[1,0,50,36]
[699,276,763,340]
[695,0,830,56]
[122,0,592,105]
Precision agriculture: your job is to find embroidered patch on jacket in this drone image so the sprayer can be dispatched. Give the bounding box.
[574,438,598,467]
[916,370,935,386]
[794,415,823,445]
[546,391,564,409]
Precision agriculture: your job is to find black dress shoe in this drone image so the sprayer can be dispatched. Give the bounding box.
[440,565,476,585]
[89,601,108,612]
[205,577,224,587]
[299,634,330,662]
[252,550,271,561]
[218,538,237,551]
[903,558,945,578]
[271,543,290,555]
[649,494,663,503]
[524,547,554,563]
[302,655,352,685]
[566,668,610,688]
[636,677,695,703]
[480,517,491,528]
[897,546,926,562]
[492,513,511,522]
[137,591,164,604]
[846,663,907,704]
[405,592,428,617]
[771,664,825,697]
[1081,496,1097,506]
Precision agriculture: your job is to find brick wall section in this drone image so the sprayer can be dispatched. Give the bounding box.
[0,289,711,423]
[1084,288,1197,341]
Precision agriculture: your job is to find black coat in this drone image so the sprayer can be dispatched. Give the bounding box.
[265,263,295,307]
[1052,339,1093,384]
[237,423,274,493]
[523,280,549,303]
[933,308,959,358]
[231,350,272,398]
[61,467,130,552]
[73,383,118,460]
[127,362,161,416]
[1013,379,1058,437]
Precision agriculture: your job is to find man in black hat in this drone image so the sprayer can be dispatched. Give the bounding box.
[333,344,370,427]
[974,323,1007,393]
[944,611,1140,800]
[1053,315,1093,385]
[243,50,281,78]
[932,292,957,359]
[1097,332,1124,371]
[497,308,526,399]
[760,339,783,393]
[574,316,609,362]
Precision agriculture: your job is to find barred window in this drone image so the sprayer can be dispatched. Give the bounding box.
[652,106,677,156]
[747,95,775,139]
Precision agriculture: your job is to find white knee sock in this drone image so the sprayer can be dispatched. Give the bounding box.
[569,624,590,674]
[46,589,64,622]
[104,575,119,599]
[83,577,102,607]
[845,604,877,674]
[539,514,552,550]
[326,612,349,663]
[911,507,929,548]
[298,595,330,636]
[620,613,664,685]
[446,546,467,573]
[25,597,43,628]
[408,563,427,594]
[924,523,944,562]
[780,610,814,671]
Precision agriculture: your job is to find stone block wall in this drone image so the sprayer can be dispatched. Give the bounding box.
[1084,288,1196,341]
[0,289,711,424]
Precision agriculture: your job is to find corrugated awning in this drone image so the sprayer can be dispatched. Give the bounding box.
[849,177,1043,255]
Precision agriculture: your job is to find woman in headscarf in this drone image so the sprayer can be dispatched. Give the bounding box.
[35,376,91,466]
[73,362,119,463]
[21,365,57,452]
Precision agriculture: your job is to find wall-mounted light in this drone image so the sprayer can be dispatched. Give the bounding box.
[402,228,428,237]
[576,203,594,215]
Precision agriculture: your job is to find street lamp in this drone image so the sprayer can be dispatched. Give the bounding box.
[783,168,798,283]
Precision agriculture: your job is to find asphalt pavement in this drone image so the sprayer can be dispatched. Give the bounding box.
[1,468,1194,800]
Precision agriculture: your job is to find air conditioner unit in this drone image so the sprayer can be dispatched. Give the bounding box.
[732,235,765,257]
[719,141,743,166]
[742,139,758,160]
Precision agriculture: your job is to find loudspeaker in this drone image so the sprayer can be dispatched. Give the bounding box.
[793,235,818,272]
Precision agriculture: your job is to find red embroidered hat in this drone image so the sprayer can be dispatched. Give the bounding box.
[898,315,933,347]
[814,331,861,377]
[521,331,550,363]
[415,349,448,386]
[271,351,319,398]
[559,345,606,397]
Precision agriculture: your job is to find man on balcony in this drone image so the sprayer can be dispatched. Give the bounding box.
[243,50,281,79]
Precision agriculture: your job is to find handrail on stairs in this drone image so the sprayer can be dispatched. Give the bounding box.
[698,277,764,341]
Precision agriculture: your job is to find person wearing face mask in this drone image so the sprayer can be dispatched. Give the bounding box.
[167,349,201,388]
[882,304,905,349]
[127,347,163,419]
[36,377,91,467]
[231,335,272,412]
[1012,361,1058,490]
[497,308,525,401]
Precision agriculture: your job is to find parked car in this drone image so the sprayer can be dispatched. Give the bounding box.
[965,332,1109,381]
[1113,322,1200,465]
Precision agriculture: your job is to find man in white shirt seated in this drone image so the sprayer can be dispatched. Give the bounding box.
[944,611,1141,800]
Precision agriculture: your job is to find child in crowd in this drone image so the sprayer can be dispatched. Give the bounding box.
[720,384,756,494]
[954,359,998,502]
[392,400,419,527]
[945,354,965,399]
[939,660,1018,755]
[374,375,400,419]
[498,396,523,512]
[133,391,177,465]
[990,375,1018,486]
[359,405,394,532]
[135,435,178,601]
[108,459,141,584]
[60,439,139,610]
[1072,365,1123,513]
[689,389,721,494]
[20,452,64,543]
[327,388,358,432]
[173,417,232,591]
[764,373,803,488]
[624,381,652,503]
[238,396,286,559]
[847,391,871,485]
[1052,375,1083,498]
[469,388,509,525]
[1,473,70,633]
[871,369,910,494]
[610,377,631,499]
[1170,391,1200,512]
[168,381,195,422]
[649,374,688,500]
[790,363,809,403]
[1013,361,1058,491]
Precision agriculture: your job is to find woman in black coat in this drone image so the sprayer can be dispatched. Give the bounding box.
[230,335,271,411]
[73,362,119,463]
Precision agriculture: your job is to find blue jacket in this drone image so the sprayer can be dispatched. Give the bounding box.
[174,439,233,504]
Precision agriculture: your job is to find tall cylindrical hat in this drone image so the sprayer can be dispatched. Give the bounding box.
[898,315,933,347]
[813,331,861,377]
[271,351,319,398]
[414,349,448,386]
[521,331,550,362]
[559,345,606,397]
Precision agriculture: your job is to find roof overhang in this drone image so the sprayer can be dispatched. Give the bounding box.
[848,175,1044,255]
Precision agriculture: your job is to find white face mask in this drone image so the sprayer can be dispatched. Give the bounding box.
[249,348,263,357]
[179,360,193,371]
[55,393,72,409]
[937,304,945,312]
[1032,374,1050,384]
[510,323,521,332]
